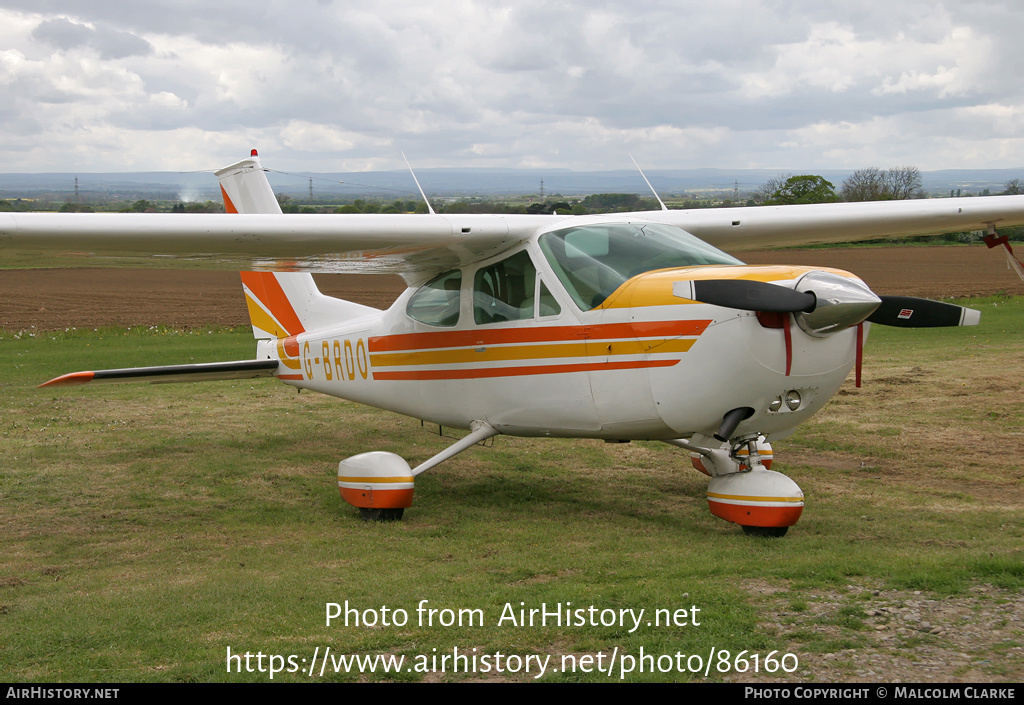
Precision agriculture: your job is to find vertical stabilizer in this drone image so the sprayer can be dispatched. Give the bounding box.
[215,150,283,215]
[219,150,379,343]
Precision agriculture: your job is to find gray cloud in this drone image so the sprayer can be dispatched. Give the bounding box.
[32,16,153,58]
[31,17,93,51]
[0,1,1022,172]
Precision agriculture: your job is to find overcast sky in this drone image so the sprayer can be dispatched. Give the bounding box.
[2,0,1023,174]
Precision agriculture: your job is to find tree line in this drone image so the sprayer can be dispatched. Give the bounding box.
[754,167,1024,206]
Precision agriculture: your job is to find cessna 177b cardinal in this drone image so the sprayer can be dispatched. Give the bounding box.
[6,151,1024,536]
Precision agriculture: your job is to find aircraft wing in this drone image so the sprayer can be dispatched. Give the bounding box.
[636,196,1024,250]
[0,211,563,276]
[5,195,1024,276]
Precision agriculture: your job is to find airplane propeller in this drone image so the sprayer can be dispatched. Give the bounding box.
[866,296,981,328]
[680,278,979,329]
[681,279,817,314]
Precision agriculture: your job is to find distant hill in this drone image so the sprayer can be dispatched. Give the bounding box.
[1,167,1022,201]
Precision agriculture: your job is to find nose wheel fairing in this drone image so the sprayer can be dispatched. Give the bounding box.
[679,435,804,533]
[706,470,804,529]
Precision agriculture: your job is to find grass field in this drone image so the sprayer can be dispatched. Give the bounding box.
[1,300,1021,682]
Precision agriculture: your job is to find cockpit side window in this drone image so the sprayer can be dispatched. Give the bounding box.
[537,279,561,318]
[407,270,461,327]
[539,223,743,310]
[473,250,537,325]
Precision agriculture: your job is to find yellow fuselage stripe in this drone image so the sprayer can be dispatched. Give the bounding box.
[370,338,696,367]
[600,265,857,309]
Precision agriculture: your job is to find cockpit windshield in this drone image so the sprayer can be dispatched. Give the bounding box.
[538,222,743,310]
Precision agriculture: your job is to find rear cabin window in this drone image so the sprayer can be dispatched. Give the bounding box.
[406,270,461,327]
[473,250,537,325]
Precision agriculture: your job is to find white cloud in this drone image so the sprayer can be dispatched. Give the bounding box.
[0,1,1022,172]
[280,120,392,153]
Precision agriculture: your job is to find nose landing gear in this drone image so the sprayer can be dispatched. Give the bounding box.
[667,433,804,537]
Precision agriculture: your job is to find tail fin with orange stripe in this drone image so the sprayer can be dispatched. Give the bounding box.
[215,149,283,215]
[240,270,376,341]
[217,150,378,343]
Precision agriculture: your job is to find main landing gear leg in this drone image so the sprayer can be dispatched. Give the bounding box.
[664,433,804,537]
[337,421,499,522]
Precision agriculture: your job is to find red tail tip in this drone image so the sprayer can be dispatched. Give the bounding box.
[251,148,259,157]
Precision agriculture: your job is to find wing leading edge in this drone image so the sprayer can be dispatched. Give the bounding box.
[8,196,1024,274]
[1,211,561,277]
[636,196,1024,250]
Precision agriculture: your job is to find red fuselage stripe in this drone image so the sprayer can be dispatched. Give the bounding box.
[368,320,711,352]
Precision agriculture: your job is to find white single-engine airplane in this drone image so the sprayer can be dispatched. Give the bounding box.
[6,151,1024,536]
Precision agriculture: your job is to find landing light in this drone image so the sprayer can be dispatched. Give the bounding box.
[785,390,802,411]
[769,397,783,413]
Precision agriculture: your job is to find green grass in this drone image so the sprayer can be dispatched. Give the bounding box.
[1,302,1022,682]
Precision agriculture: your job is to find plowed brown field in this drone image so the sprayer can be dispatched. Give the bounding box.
[2,245,1021,331]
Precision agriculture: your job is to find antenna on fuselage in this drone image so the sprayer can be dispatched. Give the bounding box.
[630,154,668,211]
[402,152,436,215]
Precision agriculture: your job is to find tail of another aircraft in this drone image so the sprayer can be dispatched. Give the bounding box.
[217,150,377,343]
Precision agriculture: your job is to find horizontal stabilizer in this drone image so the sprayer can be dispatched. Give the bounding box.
[40,359,279,388]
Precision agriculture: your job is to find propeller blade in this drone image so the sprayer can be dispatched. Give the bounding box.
[867,296,980,327]
[680,280,817,313]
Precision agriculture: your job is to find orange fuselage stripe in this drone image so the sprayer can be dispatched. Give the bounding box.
[368,320,711,353]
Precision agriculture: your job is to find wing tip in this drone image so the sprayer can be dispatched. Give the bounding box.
[39,371,95,388]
